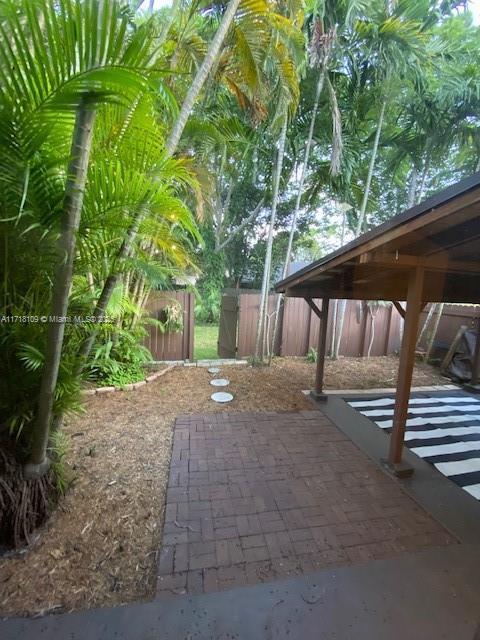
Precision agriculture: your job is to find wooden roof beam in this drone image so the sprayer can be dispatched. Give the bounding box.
[358,251,480,274]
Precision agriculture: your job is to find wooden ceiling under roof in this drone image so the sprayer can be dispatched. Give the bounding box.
[275,173,480,304]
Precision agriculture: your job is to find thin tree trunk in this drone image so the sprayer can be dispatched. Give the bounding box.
[330,206,346,357]
[407,166,418,208]
[416,303,435,349]
[332,299,346,360]
[425,303,444,362]
[254,116,288,363]
[26,101,96,477]
[165,0,241,155]
[215,197,265,252]
[356,99,387,235]
[148,0,154,12]
[417,153,431,202]
[367,307,376,358]
[270,67,327,355]
[332,100,386,361]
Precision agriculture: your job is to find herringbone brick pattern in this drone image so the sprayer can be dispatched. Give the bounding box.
[156,410,455,598]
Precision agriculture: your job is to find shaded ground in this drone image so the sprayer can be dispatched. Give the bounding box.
[194,324,219,360]
[0,356,447,617]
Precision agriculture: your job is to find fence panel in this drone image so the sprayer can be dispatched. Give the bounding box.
[144,290,194,361]
[237,292,280,358]
[218,292,238,358]
[220,288,479,361]
[281,297,312,356]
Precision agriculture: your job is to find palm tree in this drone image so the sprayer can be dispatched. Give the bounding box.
[166,0,243,155]
[353,4,429,233]
[0,0,159,477]
[26,100,97,477]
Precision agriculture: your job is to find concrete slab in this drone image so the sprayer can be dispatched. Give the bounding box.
[2,543,480,639]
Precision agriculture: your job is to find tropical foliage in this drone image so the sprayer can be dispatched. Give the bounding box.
[0,0,479,545]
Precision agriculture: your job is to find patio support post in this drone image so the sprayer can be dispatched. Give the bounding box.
[311,297,330,402]
[385,267,425,477]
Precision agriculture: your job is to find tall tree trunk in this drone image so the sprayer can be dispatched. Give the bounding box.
[407,166,418,208]
[417,153,431,202]
[254,116,288,363]
[332,299,346,360]
[148,0,154,12]
[425,303,444,362]
[367,307,376,358]
[26,101,96,478]
[75,1,239,373]
[416,303,435,349]
[332,99,386,361]
[330,206,346,357]
[270,67,327,356]
[356,99,386,235]
[165,0,241,155]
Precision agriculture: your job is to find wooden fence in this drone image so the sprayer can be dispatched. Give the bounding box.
[218,289,480,360]
[143,290,480,363]
[144,290,194,361]
[418,304,480,359]
[280,298,403,358]
[218,290,403,359]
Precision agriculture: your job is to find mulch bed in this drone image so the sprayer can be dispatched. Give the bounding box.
[0,356,447,617]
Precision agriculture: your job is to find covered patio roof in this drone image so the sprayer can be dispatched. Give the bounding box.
[275,172,480,477]
[276,172,480,304]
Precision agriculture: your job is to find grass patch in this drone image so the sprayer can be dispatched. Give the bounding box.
[194,324,219,360]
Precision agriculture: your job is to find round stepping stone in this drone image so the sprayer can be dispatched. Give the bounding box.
[208,367,220,374]
[211,392,234,403]
[210,378,230,387]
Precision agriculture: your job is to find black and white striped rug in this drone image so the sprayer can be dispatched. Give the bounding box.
[346,392,480,501]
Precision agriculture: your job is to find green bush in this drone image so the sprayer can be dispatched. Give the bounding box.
[87,327,152,387]
[195,287,221,324]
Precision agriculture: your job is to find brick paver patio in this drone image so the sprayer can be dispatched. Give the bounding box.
[156,410,455,598]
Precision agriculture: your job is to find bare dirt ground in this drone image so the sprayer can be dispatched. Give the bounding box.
[0,356,447,617]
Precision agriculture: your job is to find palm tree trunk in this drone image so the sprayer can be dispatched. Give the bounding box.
[417,153,431,203]
[165,0,241,155]
[367,307,375,358]
[332,299,346,360]
[26,100,96,478]
[416,303,435,349]
[254,116,288,363]
[425,303,444,362]
[331,99,386,361]
[356,99,387,235]
[270,67,327,355]
[407,166,418,208]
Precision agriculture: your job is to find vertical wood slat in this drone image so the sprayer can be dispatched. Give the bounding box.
[144,290,194,361]
[218,289,479,360]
